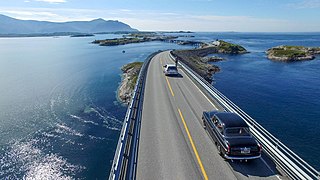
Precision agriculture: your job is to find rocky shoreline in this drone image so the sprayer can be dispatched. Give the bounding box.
[118,62,143,104]
[172,40,248,82]
[266,45,320,62]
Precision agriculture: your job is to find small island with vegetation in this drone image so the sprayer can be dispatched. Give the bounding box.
[92,32,203,46]
[93,37,148,46]
[172,40,248,82]
[266,45,320,61]
[92,32,178,46]
[70,34,94,37]
[212,40,247,54]
[118,62,143,104]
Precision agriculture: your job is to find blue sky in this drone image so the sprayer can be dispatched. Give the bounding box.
[1,0,320,32]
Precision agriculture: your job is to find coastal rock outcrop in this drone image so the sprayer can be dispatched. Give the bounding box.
[201,56,225,63]
[118,62,143,104]
[201,40,248,54]
[171,48,220,83]
[266,45,320,61]
[171,40,247,82]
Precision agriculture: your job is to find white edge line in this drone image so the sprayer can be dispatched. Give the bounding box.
[260,156,282,180]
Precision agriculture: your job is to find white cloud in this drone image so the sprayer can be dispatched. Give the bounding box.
[35,0,67,3]
[0,8,99,22]
[119,9,132,12]
[116,14,320,32]
[288,0,320,9]
[1,10,59,17]
[1,7,319,32]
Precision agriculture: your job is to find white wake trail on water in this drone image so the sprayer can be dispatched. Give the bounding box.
[69,114,99,126]
[85,106,122,131]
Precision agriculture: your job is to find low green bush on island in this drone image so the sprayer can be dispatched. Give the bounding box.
[217,40,247,54]
[121,62,143,73]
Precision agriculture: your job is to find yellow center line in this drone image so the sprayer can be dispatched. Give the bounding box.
[178,109,208,180]
[165,76,175,97]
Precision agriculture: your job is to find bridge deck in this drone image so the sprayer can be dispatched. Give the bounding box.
[137,51,281,180]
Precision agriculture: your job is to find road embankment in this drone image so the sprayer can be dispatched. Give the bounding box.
[118,62,143,104]
[171,40,248,83]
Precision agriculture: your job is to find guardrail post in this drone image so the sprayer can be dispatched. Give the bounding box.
[276,139,279,149]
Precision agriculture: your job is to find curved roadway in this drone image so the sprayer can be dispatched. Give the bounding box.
[137,51,281,180]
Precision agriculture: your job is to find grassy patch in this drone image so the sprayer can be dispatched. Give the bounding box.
[282,45,305,50]
[130,75,138,89]
[272,49,307,58]
[218,40,246,53]
[122,62,143,72]
[122,62,143,90]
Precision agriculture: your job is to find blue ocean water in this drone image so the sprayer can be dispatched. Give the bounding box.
[0,35,189,179]
[194,32,320,170]
[0,33,319,179]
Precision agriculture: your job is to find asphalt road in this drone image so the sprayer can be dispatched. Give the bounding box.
[136,51,282,180]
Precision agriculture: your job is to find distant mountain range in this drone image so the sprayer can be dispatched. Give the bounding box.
[0,14,138,35]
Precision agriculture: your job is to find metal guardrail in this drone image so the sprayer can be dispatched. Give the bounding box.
[169,52,319,180]
[109,51,161,180]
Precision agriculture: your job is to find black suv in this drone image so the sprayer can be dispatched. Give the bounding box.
[202,111,262,160]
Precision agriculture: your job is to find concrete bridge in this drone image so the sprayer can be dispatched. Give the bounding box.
[109,51,319,180]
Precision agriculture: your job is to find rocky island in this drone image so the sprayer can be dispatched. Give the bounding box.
[93,37,148,46]
[92,32,178,46]
[172,40,248,82]
[70,34,94,37]
[118,62,143,104]
[266,45,320,61]
[92,32,204,47]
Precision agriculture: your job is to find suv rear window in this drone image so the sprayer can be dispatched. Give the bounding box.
[167,66,177,71]
[225,127,250,137]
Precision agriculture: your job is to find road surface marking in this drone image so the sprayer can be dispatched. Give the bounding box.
[178,108,209,180]
[260,157,282,180]
[165,52,218,109]
[166,76,175,97]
